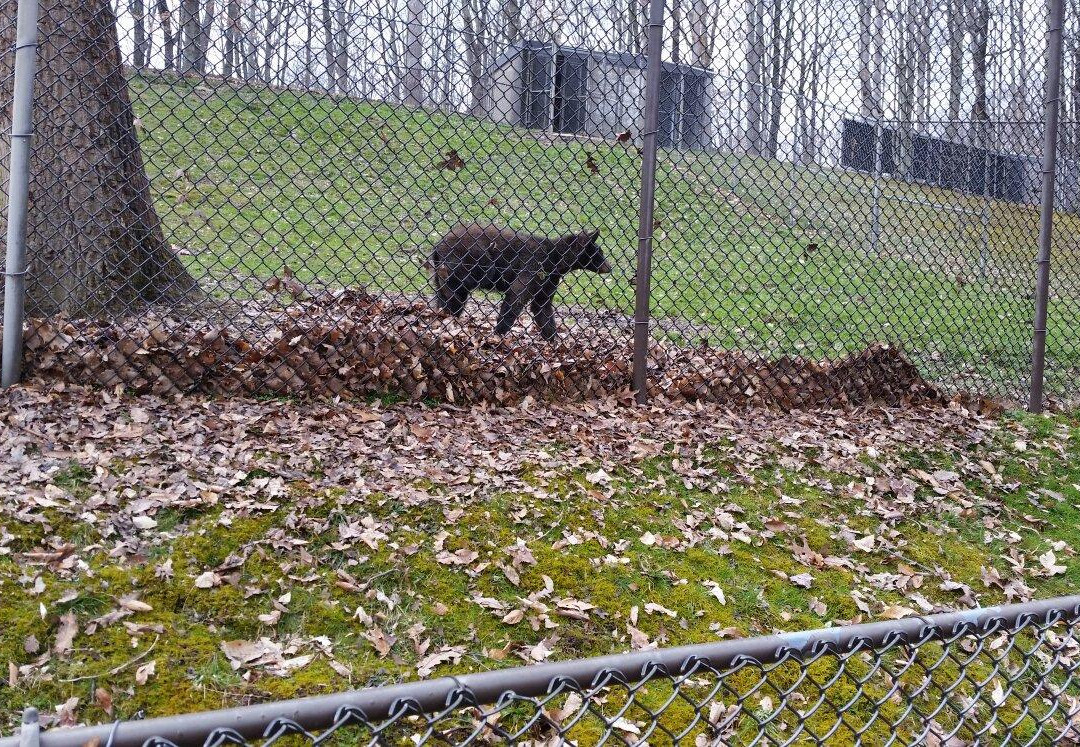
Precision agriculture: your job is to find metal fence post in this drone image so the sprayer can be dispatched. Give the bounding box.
[18,708,39,747]
[979,144,990,280]
[631,0,665,404]
[1029,0,1065,413]
[1,0,41,388]
[870,119,883,254]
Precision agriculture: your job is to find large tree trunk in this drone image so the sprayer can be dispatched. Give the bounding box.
[1,0,197,316]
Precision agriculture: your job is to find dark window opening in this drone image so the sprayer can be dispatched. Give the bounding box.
[657,68,681,147]
[521,47,552,130]
[680,72,709,149]
[553,52,588,134]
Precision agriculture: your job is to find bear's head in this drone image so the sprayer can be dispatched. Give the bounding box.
[568,229,611,274]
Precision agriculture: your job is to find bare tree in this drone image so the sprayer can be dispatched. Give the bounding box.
[764,0,796,157]
[158,0,176,70]
[946,0,965,131]
[744,0,765,155]
[223,0,240,78]
[403,0,426,107]
[320,0,337,91]
[131,0,149,68]
[858,0,884,120]
[503,0,522,42]
[303,0,315,88]
[196,0,215,74]
[333,0,352,94]
[179,0,201,72]
[688,0,717,67]
[670,0,682,64]
[462,0,487,116]
[968,0,990,136]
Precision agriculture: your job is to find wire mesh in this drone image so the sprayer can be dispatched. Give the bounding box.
[0,0,1077,407]
[7,597,1080,747]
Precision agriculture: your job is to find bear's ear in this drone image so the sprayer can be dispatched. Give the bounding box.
[587,229,600,243]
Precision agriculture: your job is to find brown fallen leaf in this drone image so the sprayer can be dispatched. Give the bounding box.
[363,627,395,657]
[628,624,652,650]
[119,596,153,613]
[54,612,78,655]
[194,570,222,588]
[94,687,113,716]
[789,572,814,589]
[135,659,156,685]
[437,149,466,170]
[880,604,918,620]
[416,645,465,677]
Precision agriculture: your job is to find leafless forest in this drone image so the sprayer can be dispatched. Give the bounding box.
[113,0,1080,162]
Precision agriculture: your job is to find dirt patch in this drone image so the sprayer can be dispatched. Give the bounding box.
[15,288,943,408]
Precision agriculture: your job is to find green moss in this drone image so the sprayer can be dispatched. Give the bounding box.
[6,407,1080,740]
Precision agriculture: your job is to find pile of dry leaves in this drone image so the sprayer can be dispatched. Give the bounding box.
[15,289,939,408]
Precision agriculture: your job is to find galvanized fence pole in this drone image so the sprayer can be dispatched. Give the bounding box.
[631,0,665,404]
[1029,0,1065,413]
[870,119,883,254]
[1,0,41,388]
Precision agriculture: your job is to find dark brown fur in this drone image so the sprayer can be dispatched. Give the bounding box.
[430,224,611,340]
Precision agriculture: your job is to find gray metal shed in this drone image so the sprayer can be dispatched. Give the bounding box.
[481,41,715,149]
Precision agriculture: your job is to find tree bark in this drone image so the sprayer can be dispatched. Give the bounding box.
[179,0,200,73]
[689,0,715,67]
[403,0,425,107]
[158,0,176,70]
[223,0,239,78]
[946,0,964,133]
[968,0,990,142]
[196,0,215,75]
[130,0,148,68]
[320,0,335,92]
[1,0,198,317]
[502,0,521,42]
[462,0,486,116]
[744,0,765,156]
[670,0,682,64]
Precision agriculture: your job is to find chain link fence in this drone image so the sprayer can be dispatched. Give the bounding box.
[0,0,1077,408]
[3,596,1080,746]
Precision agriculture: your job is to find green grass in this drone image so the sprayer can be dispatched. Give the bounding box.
[3,396,1080,742]
[130,72,1080,400]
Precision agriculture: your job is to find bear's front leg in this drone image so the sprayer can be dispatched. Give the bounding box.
[530,274,560,341]
[495,273,534,335]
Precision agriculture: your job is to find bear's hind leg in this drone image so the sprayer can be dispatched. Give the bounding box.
[495,274,533,335]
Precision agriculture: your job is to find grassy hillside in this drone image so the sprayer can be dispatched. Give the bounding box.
[2,385,1080,741]
[129,75,1080,401]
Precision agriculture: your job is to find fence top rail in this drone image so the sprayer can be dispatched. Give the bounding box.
[4,594,1079,747]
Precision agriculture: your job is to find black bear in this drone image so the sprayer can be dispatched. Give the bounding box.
[430,224,611,340]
